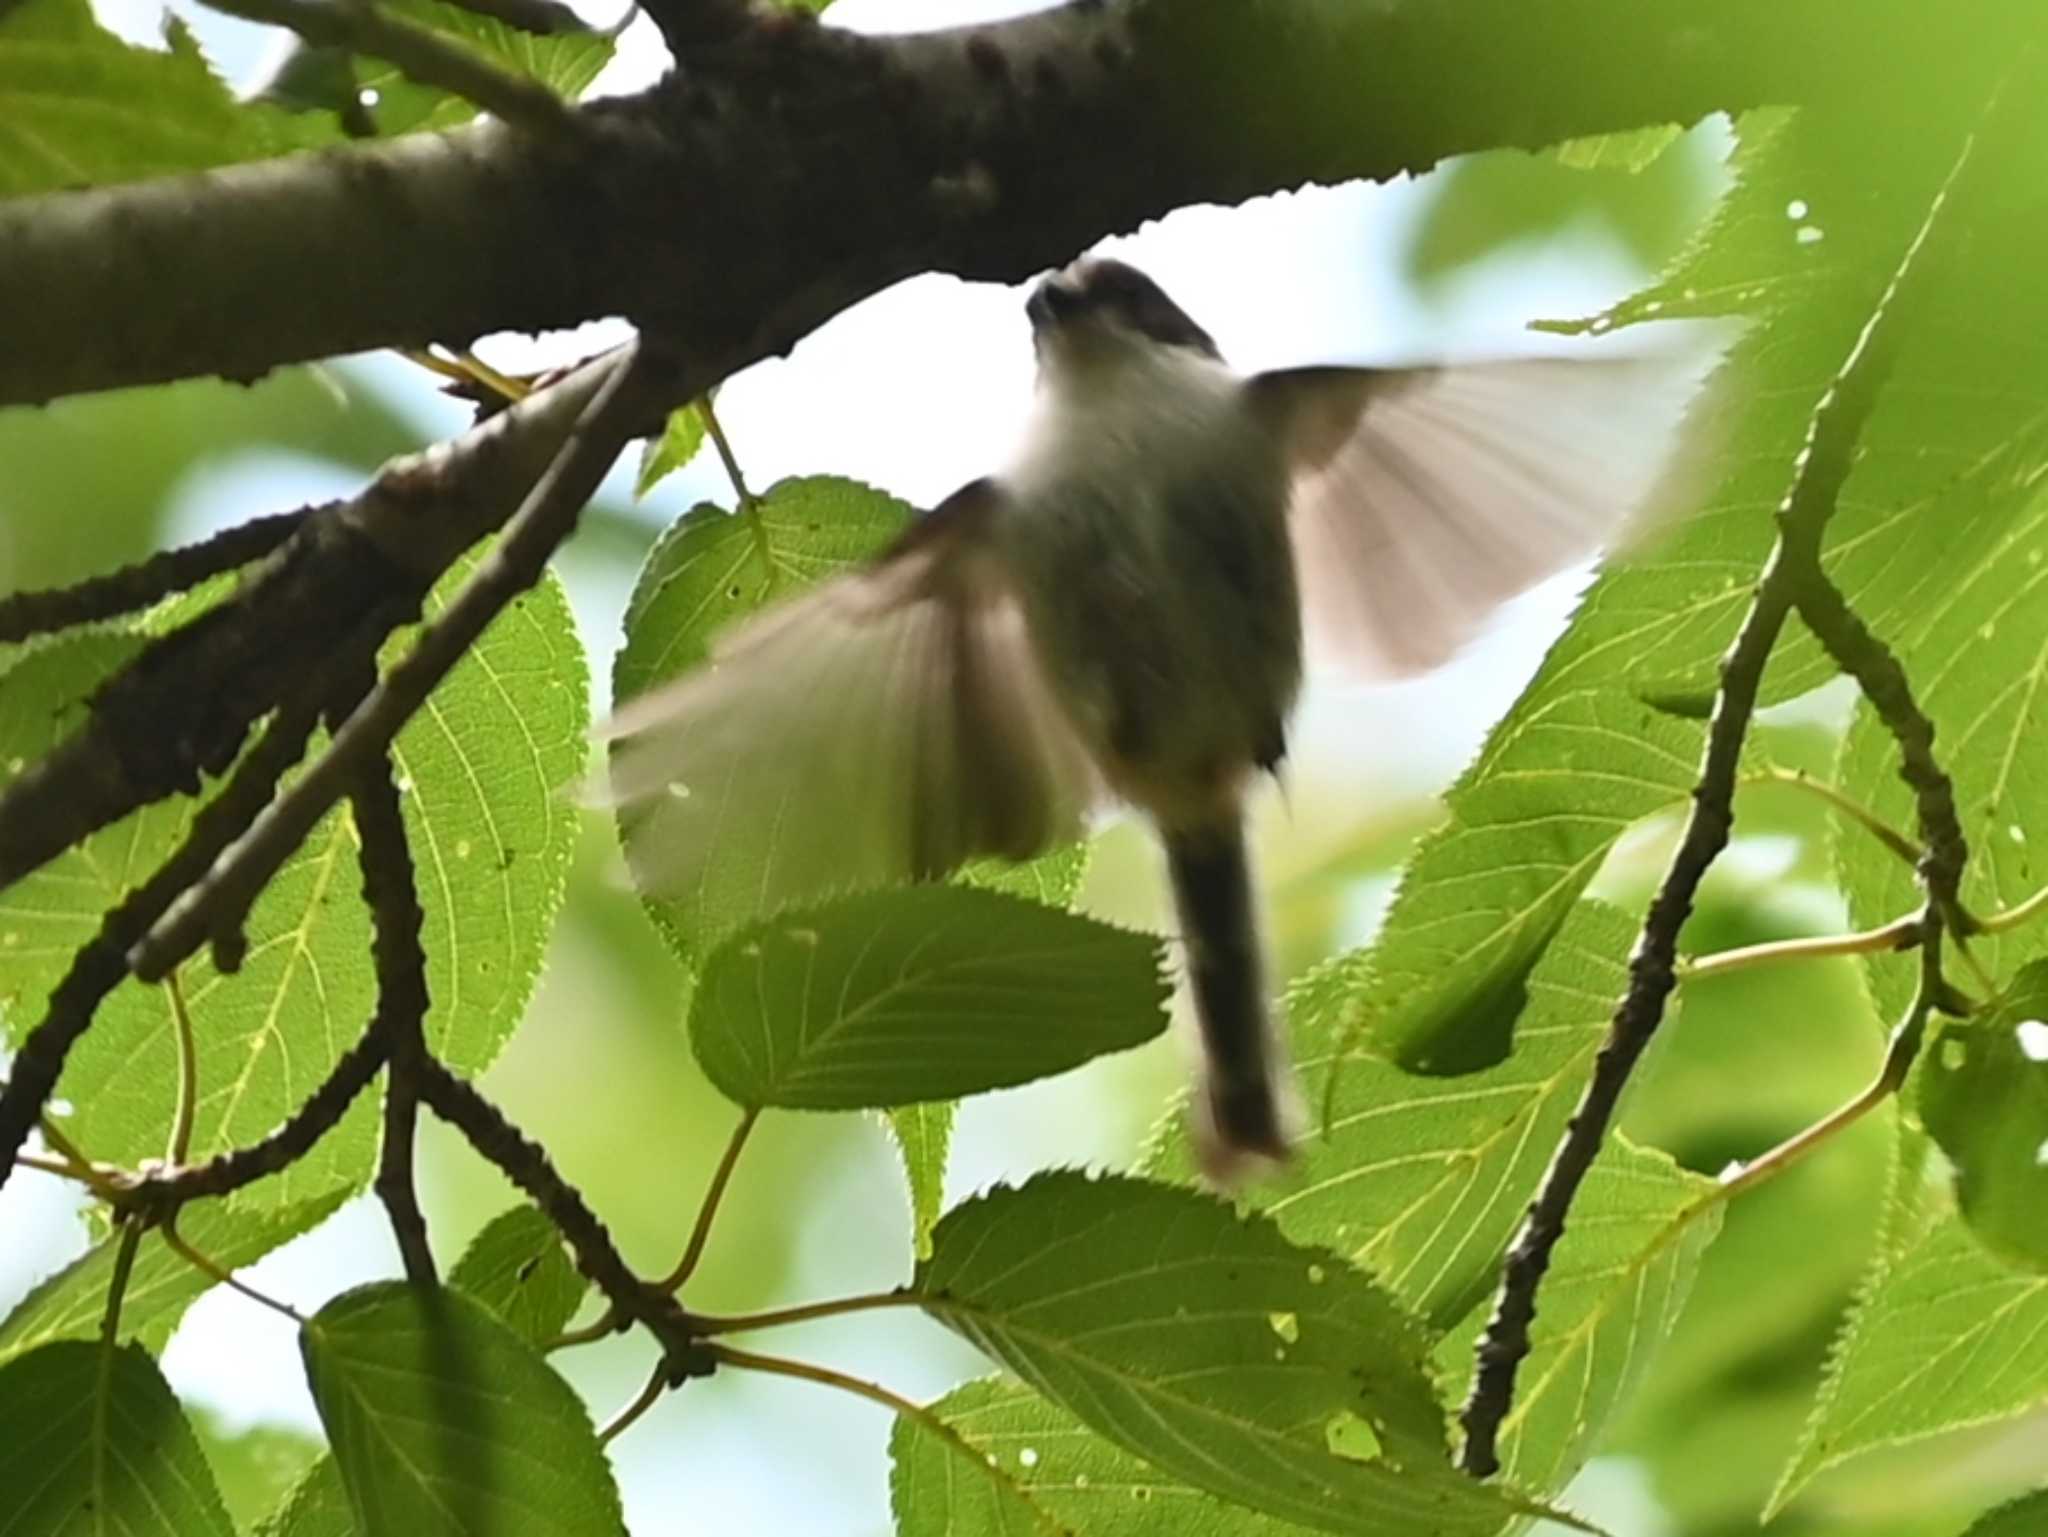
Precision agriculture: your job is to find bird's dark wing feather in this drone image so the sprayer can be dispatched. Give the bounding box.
[1248,357,1691,678]
[598,479,1100,934]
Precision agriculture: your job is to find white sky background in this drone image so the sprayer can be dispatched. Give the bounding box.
[0,4,1704,1534]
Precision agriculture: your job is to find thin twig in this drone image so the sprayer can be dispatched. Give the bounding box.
[699,395,755,507]
[0,511,312,645]
[353,749,437,1288]
[1679,913,1924,981]
[690,1291,916,1337]
[0,698,324,1198]
[199,0,576,136]
[597,1360,669,1445]
[128,345,656,987]
[1747,765,1922,870]
[417,1057,713,1381]
[164,972,200,1165]
[160,1216,307,1324]
[661,1106,759,1293]
[1458,116,1983,1477]
[709,1343,1030,1507]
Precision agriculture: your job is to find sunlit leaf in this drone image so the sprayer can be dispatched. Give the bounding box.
[448,1203,588,1345]
[0,0,329,197]
[691,886,1167,1110]
[1918,965,2048,1272]
[634,402,710,500]
[886,1102,954,1264]
[1770,1209,2048,1515]
[190,1406,326,1535]
[0,553,585,1206]
[0,1190,345,1364]
[611,476,911,964]
[1370,98,1993,1071]
[1434,1137,1721,1495]
[1152,900,1634,1329]
[302,1283,626,1536]
[892,1375,1318,1537]
[0,1340,235,1535]
[350,0,612,136]
[914,1171,1552,1536]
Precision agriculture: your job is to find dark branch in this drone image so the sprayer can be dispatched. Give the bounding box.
[352,747,438,1288]
[0,510,313,645]
[1457,106,1990,1477]
[0,701,325,1195]
[127,344,663,982]
[417,1060,714,1381]
[0,349,649,901]
[119,1025,390,1209]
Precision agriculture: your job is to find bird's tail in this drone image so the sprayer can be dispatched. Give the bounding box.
[1164,819,1297,1181]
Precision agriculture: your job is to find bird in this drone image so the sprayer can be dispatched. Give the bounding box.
[601,255,1688,1181]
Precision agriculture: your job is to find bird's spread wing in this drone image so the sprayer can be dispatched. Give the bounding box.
[598,478,1101,933]
[1248,357,1691,679]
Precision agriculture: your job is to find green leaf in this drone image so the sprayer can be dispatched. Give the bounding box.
[893,1375,1323,1537]
[1919,966,2048,1271]
[1551,125,1685,172]
[0,1190,346,1364]
[301,1282,626,1537]
[0,1340,235,1535]
[259,1458,357,1537]
[1433,1137,1721,1496]
[885,1102,954,1264]
[350,0,612,136]
[1961,1489,2048,1536]
[690,885,1168,1110]
[190,1407,327,1535]
[0,555,585,1206]
[0,0,330,197]
[1369,100,1988,1072]
[914,1171,1548,1536]
[1770,1209,2048,1515]
[883,846,1093,1261]
[634,402,710,500]
[1152,899,1634,1329]
[447,1204,588,1344]
[611,475,912,965]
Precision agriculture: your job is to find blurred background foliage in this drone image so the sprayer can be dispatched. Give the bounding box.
[2,5,2043,1532]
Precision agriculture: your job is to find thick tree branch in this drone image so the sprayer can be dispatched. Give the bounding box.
[0,0,2030,409]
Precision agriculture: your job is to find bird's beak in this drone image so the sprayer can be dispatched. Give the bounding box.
[1026,270,1086,334]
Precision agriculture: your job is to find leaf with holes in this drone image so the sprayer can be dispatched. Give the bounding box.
[0,1341,235,1535]
[350,0,612,136]
[914,1171,1563,1536]
[892,1375,1328,1537]
[1368,99,2007,1072]
[0,555,585,1206]
[1919,964,2048,1272]
[691,886,1167,1110]
[448,1203,588,1345]
[302,1283,626,1536]
[1433,1137,1721,1496]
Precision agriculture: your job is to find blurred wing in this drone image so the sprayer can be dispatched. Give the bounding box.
[599,479,1100,933]
[1250,358,1690,678]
